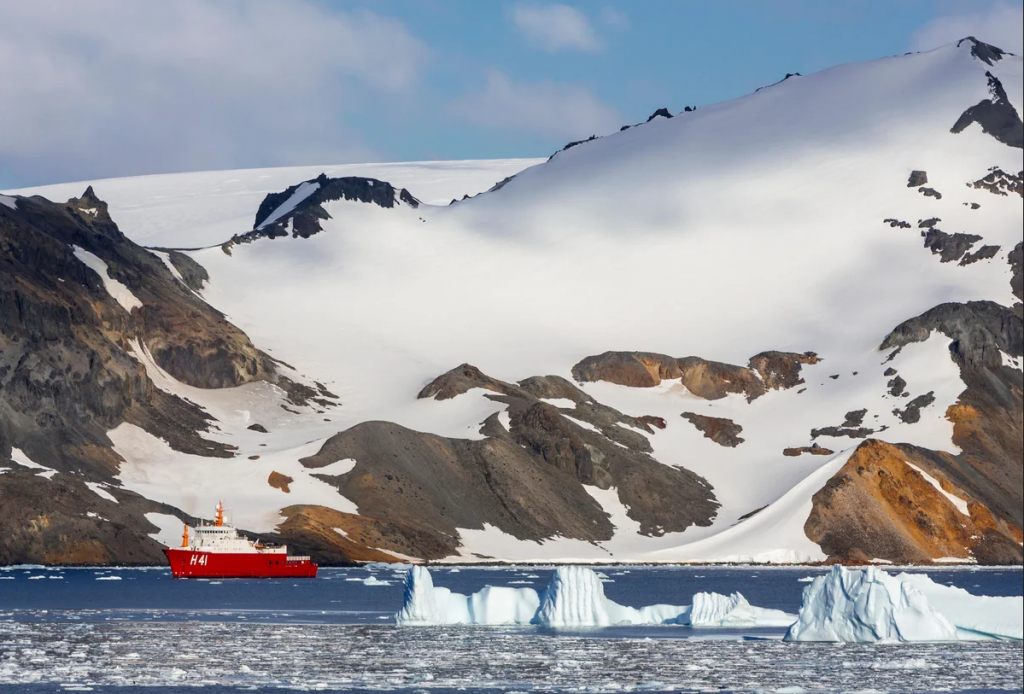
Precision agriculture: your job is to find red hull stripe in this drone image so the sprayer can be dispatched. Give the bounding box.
[164,549,317,578]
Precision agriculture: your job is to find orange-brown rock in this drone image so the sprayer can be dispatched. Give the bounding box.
[276,505,449,563]
[806,439,1022,564]
[268,471,293,493]
[571,352,681,388]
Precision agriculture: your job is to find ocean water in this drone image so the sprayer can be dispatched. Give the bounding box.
[0,564,1021,693]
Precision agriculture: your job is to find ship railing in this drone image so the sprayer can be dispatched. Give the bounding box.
[286,556,311,562]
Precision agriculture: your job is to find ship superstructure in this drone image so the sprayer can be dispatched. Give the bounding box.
[163,502,317,578]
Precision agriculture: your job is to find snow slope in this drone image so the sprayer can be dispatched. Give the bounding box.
[7,40,1021,563]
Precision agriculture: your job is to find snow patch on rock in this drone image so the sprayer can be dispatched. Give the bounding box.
[73,246,143,312]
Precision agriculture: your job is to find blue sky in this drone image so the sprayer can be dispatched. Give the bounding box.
[2,0,1022,188]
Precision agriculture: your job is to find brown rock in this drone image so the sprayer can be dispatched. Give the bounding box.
[783,443,834,457]
[268,471,293,493]
[805,439,1021,564]
[680,412,744,447]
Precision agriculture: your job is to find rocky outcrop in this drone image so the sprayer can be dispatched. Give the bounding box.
[0,188,328,564]
[922,229,981,263]
[907,170,928,187]
[300,364,719,548]
[959,244,1000,265]
[276,505,451,563]
[875,301,1023,540]
[268,471,293,493]
[0,469,185,565]
[880,300,1022,369]
[969,168,1023,197]
[783,443,834,457]
[959,36,1010,66]
[1011,242,1023,303]
[680,412,744,447]
[227,173,420,246]
[950,71,1024,148]
[572,350,819,402]
[805,440,1022,564]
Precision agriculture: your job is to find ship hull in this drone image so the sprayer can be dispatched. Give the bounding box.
[163,548,317,579]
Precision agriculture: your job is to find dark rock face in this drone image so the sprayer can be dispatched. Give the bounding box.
[887,375,907,396]
[959,244,1000,265]
[0,188,324,564]
[810,425,875,439]
[918,187,942,199]
[166,250,208,291]
[959,36,1009,66]
[805,439,1021,565]
[880,300,1022,369]
[921,229,981,263]
[907,171,928,187]
[950,72,1024,148]
[892,392,936,423]
[247,423,269,433]
[680,412,744,447]
[0,470,185,565]
[646,108,673,122]
[969,168,1023,197]
[299,364,719,550]
[231,174,420,246]
[1010,242,1023,303]
[917,217,940,228]
[883,218,911,228]
[842,409,867,427]
[572,350,818,402]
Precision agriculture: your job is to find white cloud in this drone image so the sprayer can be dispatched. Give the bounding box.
[0,0,430,187]
[910,2,1023,54]
[511,3,602,53]
[450,69,621,140]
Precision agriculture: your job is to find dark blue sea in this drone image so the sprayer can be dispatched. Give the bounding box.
[1,564,1021,693]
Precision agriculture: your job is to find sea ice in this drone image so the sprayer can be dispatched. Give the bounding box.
[396,565,794,628]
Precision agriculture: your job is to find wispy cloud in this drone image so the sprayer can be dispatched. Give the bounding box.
[450,69,621,140]
[910,2,1023,54]
[0,0,429,187]
[511,3,603,53]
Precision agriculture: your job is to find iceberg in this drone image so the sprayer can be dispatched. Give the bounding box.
[783,565,1024,643]
[396,565,795,628]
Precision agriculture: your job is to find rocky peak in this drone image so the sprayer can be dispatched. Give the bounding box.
[957,36,1011,65]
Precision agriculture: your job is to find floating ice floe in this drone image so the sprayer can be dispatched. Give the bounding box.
[784,566,1022,643]
[396,565,794,627]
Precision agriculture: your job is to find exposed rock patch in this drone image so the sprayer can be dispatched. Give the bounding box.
[301,364,719,546]
[968,167,1023,197]
[247,423,269,433]
[922,228,981,263]
[783,443,834,457]
[950,71,1024,148]
[892,392,936,423]
[228,174,419,247]
[959,244,1000,265]
[959,36,1009,66]
[907,171,928,187]
[917,217,940,228]
[680,412,744,447]
[1010,242,1023,303]
[918,187,942,199]
[572,350,819,402]
[887,375,907,397]
[268,471,293,493]
[883,218,910,228]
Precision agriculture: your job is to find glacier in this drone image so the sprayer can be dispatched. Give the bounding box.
[396,566,795,627]
[785,565,1023,642]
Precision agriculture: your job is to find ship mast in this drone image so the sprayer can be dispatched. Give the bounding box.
[181,523,189,547]
[215,500,225,527]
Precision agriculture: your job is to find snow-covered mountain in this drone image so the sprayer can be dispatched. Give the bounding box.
[2,37,1021,565]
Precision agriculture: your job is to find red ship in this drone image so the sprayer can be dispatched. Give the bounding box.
[163,502,317,579]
